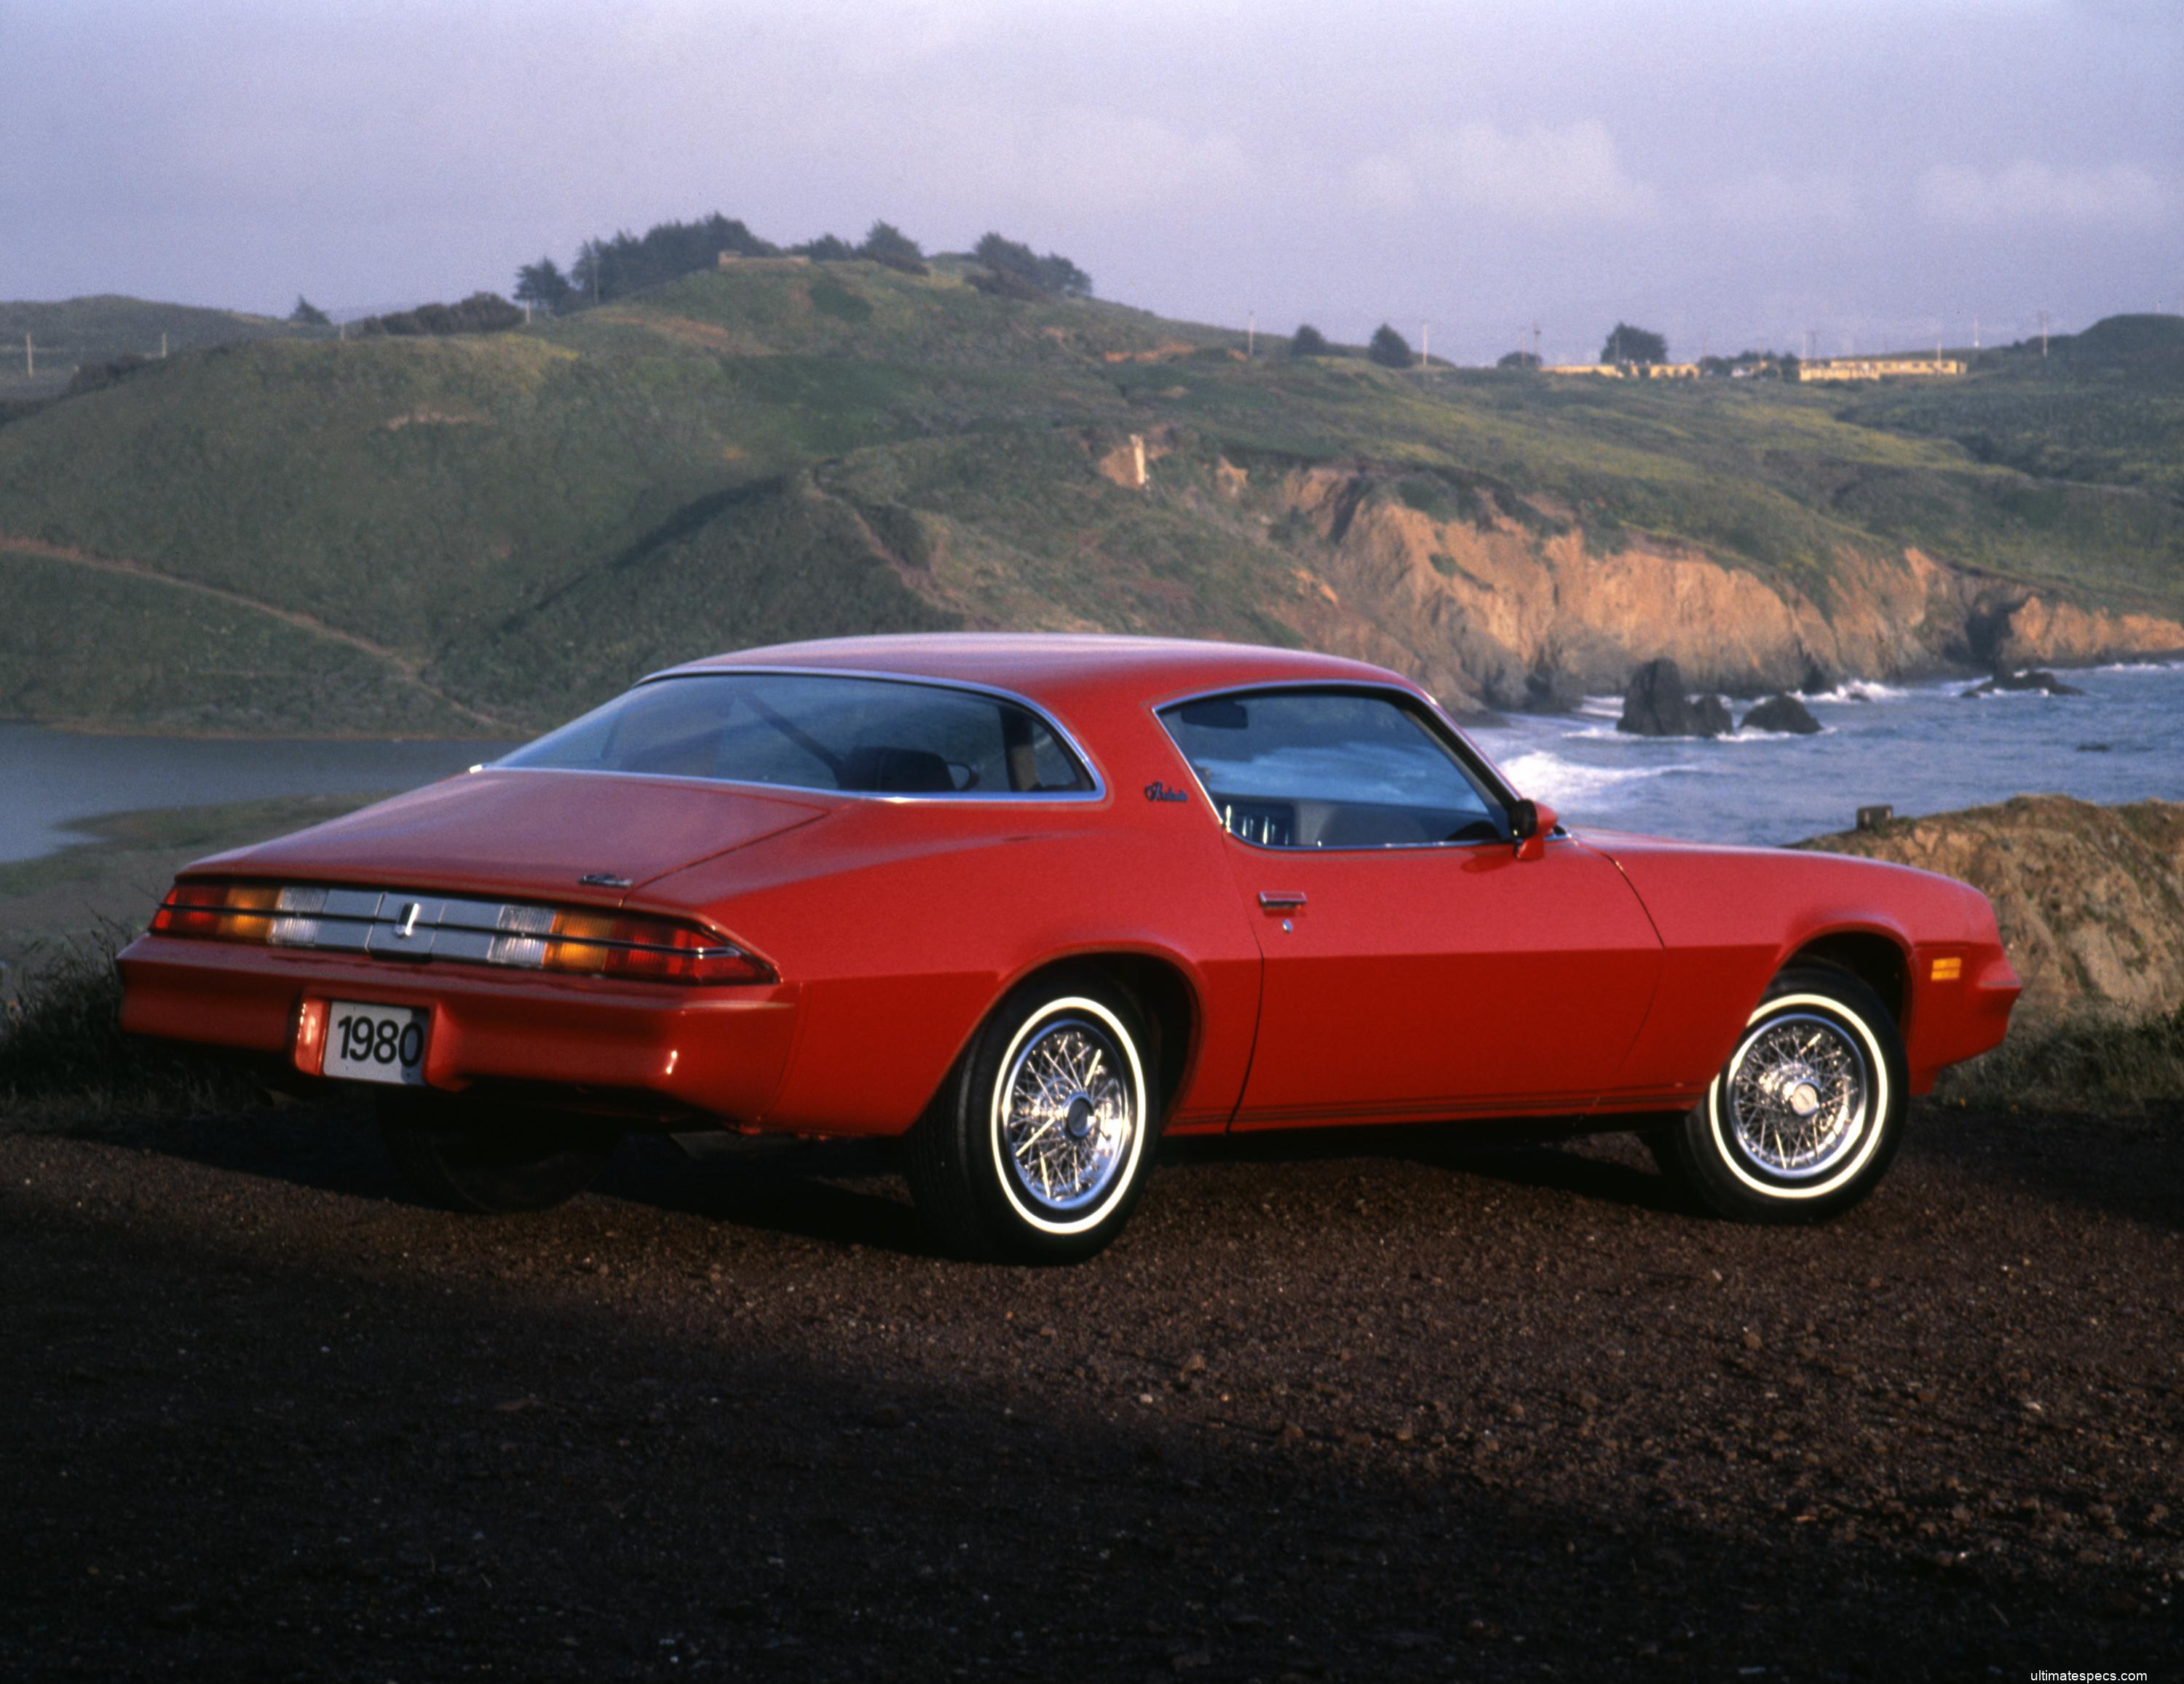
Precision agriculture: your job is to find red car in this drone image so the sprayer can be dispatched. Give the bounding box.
[120,636,2019,1260]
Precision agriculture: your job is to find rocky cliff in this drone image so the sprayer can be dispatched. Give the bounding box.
[1246,465,2184,713]
[1798,796,2184,1031]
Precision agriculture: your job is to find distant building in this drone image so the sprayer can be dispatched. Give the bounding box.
[1543,361,1700,379]
[1798,357,1965,382]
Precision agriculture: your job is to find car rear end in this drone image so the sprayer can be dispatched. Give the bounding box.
[119,872,800,1127]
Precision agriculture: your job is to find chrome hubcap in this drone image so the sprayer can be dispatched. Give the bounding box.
[1727,1012,1869,1178]
[1000,1016,1135,1213]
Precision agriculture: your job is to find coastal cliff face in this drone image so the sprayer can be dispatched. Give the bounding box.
[1243,467,2184,712]
[1799,796,2184,1031]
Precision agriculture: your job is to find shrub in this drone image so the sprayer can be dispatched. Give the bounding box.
[1368,324,1413,368]
[67,353,151,395]
[513,257,574,313]
[1600,323,1667,365]
[1937,1005,2184,1114]
[1,930,258,1125]
[972,233,1093,299]
[1497,349,1541,370]
[791,234,858,263]
[288,296,332,328]
[353,292,523,339]
[858,221,928,275]
[1291,324,1331,357]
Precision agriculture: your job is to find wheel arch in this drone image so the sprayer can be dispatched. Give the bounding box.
[976,947,1201,1126]
[1780,928,1910,1025]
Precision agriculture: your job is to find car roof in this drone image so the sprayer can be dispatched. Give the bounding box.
[660,633,1418,709]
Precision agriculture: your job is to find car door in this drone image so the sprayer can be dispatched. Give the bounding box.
[1156,687,1663,1127]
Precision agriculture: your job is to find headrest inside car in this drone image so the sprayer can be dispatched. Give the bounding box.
[842,746,957,793]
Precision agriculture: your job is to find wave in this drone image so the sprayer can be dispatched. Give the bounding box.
[1801,680,1916,705]
[1497,750,1706,806]
[1554,722,1830,744]
[2089,660,2176,674]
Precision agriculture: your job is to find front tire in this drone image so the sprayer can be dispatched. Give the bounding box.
[905,974,1158,1262]
[1650,965,1907,1223]
[379,1091,618,1214]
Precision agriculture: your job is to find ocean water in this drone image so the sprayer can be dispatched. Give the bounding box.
[1464,663,2184,846]
[0,726,513,865]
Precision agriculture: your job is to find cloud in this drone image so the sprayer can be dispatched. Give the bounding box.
[1918,160,2171,226]
[1350,121,1655,226]
[1706,170,1861,229]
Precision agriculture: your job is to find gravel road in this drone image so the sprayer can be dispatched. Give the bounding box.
[3,1098,2178,1682]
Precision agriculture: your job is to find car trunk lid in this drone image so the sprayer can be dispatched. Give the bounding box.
[186,770,836,903]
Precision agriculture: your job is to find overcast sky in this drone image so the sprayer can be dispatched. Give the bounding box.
[3,0,2178,361]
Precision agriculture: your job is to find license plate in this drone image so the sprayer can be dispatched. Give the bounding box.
[323,1001,429,1086]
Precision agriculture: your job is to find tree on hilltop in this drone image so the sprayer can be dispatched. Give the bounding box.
[514,257,574,314]
[570,213,776,304]
[288,296,331,328]
[1290,324,1331,357]
[1497,349,1541,370]
[1600,322,1667,365]
[970,232,1093,300]
[859,221,927,274]
[1368,323,1414,368]
[791,234,857,262]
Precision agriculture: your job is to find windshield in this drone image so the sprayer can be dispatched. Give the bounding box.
[500,673,1096,796]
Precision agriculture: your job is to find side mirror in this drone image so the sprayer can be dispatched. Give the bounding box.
[1511,799,1558,862]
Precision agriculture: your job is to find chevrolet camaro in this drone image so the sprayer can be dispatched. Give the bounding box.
[119,636,2020,1260]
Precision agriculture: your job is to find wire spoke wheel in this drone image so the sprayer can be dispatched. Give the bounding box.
[997,1016,1136,1214]
[1725,1011,1870,1179]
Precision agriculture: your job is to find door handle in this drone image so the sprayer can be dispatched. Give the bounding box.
[1257,890,1307,911]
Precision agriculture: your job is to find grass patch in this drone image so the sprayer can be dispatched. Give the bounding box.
[0,928,260,1127]
[1935,1005,2184,1115]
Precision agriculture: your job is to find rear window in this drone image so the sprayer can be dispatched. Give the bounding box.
[499,673,1095,796]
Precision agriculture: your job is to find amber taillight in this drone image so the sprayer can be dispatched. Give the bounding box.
[150,880,772,986]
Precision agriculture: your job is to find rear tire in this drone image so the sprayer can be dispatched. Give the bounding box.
[379,1091,617,1214]
[1650,965,1907,1223]
[905,972,1159,1263]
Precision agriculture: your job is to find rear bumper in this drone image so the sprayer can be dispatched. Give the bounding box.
[117,934,799,1125]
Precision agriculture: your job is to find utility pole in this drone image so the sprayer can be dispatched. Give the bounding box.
[1420,322,1429,370]
[2039,310,2049,357]
[1530,321,1540,364]
[1246,312,1254,358]
[1973,317,1979,350]
[160,332,168,359]
[23,334,31,377]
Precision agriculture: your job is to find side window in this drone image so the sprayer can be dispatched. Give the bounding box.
[1156,689,1508,848]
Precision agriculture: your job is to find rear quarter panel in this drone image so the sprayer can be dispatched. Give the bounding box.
[636,698,1261,1137]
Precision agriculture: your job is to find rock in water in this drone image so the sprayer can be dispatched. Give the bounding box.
[1618,658,1733,738]
[1741,693,1823,735]
[1963,667,2087,698]
[1690,695,1734,737]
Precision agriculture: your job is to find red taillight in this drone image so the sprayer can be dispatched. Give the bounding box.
[150,880,280,941]
[149,879,773,987]
[539,909,772,984]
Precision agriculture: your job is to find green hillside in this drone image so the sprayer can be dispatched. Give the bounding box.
[1837,315,2184,499]
[0,296,306,403]
[0,262,2178,734]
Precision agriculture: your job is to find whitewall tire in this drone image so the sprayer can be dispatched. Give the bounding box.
[1650,965,1908,1223]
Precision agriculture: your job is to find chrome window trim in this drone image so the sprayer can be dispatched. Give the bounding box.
[1148,678,1530,855]
[491,665,1109,805]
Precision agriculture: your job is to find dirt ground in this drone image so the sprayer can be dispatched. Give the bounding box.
[2,1096,2178,1683]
